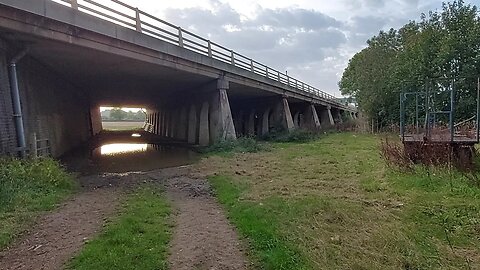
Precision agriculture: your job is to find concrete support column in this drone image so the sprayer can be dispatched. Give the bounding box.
[320,106,335,128]
[169,109,176,138]
[177,107,188,141]
[160,110,165,136]
[276,97,294,131]
[261,108,271,136]
[155,112,159,134]
[293,111,301,128]
[157,108,163,135]
[164,110,171,137]
[208,77,236,143]
[163,109,168,137]
[305,104,321,130]
[247,109,255,136]
[157,110,162,135]
[199,101,209,146]
[188,104,197,144]
[233,111,244,137]
[90,106,102,135]
[335,110,343,124]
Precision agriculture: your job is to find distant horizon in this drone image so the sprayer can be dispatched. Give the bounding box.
[100,107,144,113]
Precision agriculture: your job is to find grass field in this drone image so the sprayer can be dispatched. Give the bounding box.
[69,186,172,270]
[102,121,144,131]
[199,133,480,269]
[0,158,75,249]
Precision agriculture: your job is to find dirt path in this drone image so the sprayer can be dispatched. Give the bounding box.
[0,172,150,270]
[0,167,248,270]
[148,167,248,270]
[0,187,120,270]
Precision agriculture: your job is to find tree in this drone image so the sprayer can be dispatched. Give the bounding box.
[110,108,127,121]
[340,0,480,128]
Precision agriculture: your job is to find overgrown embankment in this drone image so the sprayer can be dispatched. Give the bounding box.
[198,133,480,269]
[0,158,75,248]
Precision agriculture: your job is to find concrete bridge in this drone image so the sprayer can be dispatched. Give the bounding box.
[0,0,357,157]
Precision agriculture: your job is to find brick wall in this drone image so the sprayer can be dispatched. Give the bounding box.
[0,40,17,155]
[17,56,92,157]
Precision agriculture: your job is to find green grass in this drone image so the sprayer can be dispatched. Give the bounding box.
[203,133,480,269]
[210,175,310,270]
[0,158,75,249]
[102,121,144,131]
[68,186,172,270]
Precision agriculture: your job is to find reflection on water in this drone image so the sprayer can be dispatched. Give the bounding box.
[64,139,198,174]
[89,143,198,173]
[101,143,147,155]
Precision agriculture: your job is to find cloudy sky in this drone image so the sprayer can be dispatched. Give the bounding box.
[120,0,479,97]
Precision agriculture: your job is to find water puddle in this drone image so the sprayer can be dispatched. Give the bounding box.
[91,143,197,173]
[63,136,198,174]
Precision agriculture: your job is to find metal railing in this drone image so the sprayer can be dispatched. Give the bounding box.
[52,0,349,109]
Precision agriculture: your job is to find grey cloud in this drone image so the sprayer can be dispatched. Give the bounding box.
[164,3,241,34]
[157,0,446,95]
[251,8,342,30]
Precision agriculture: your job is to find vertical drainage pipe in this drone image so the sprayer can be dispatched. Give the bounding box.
[9,49,28,157]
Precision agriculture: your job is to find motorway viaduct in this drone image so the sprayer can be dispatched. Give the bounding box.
[0,0,356,157]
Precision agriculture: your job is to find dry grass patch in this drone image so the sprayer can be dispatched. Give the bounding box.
[197,133,480,269]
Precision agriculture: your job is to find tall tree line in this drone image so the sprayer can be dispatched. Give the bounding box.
[340,0,480,129]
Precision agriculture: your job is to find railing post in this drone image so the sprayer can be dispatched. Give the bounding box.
[71,0,78,10]
[134,8,142,32]
[250,59,254,72]
[230,50,235,65]
[277,71,280,82]
[265,66,268,78]
[178,27,184,47]
[135,8,142,32]
[208,41,212,57]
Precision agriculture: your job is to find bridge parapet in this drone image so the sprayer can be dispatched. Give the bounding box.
[38,0,351,110]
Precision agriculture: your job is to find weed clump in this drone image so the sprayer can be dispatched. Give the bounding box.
[0,158,75,247]
[262,129,320,143]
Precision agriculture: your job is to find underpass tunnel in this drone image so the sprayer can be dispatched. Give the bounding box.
[0,14,353,159]
[0,34,221,157]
